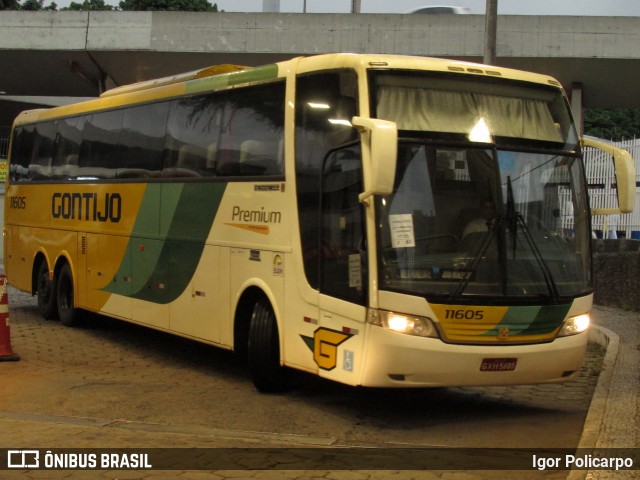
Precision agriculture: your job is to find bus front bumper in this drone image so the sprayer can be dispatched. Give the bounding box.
[358,324,588,388]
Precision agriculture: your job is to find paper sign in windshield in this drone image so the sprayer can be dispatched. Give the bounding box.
[390,214,416,248]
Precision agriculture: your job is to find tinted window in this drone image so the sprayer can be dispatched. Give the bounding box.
[119,103,169,178]
[53,116,85,180]
[9,125,34,182]
[80,110,123,179]
[10,122,57,182]
[9,81,286,184]
[217,83,285,177]
[165,82,285,178]
[165,96,221,178]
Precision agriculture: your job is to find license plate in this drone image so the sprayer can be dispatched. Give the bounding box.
[480,358,517,371]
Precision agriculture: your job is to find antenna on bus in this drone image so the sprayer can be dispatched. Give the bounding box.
[100,64,249,98]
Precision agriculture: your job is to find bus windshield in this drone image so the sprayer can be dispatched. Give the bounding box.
[376,144,591,302]
[371,71,590,303]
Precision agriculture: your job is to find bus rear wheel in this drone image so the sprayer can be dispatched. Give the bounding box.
[248,299,289,393]
[57,263,80,327]
[36,261,58,320]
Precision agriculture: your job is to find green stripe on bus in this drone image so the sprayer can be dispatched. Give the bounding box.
[186,64,279,96]
[484,303,571,336]
[228,64,279,85]
[103,182,227,304]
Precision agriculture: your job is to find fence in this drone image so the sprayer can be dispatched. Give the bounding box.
[585,138,640,239]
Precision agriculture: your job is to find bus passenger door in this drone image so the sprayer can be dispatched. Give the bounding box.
[316,145,368,386]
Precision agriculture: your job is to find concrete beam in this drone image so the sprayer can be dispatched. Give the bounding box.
[2,12,638,59]
[1,11,639,109]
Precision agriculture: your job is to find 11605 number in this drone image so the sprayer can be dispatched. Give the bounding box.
[444,309,484,320]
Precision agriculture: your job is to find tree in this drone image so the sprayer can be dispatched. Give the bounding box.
[119,0,219,11]
[584,108,640,141]
[0,0,57,9]
[65,0,113,10]
[19,0,45,9]
[0,0,21,9]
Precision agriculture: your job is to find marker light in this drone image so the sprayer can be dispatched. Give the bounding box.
[558,313,591,337]
[368,309,439,338]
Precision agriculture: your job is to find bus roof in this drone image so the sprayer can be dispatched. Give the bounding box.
[99,64,249,98]
[12,53,564,127]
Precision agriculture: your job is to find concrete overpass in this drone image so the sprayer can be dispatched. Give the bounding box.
[1,11,639,128]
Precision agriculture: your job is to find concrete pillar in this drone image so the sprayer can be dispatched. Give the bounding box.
[483,0,498,65]
[570,82,584,136]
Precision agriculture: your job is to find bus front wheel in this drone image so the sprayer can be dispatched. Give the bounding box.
[36,261,58,320]
[57,263,79,327]
[248,300,289,393]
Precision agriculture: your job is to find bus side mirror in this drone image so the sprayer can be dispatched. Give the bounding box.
[582,137,636,214]
[352,117,398,204]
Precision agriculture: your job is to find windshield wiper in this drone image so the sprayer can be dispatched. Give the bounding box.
[449,177,561,303]
[505,176,561,304]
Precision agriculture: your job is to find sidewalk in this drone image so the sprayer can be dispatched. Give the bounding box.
[569,306,639,480]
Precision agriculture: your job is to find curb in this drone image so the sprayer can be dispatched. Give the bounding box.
[566,325,620,480]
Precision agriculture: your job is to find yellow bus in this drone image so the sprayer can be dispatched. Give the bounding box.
[4,54,634,392]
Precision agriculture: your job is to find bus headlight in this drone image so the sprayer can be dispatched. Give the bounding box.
[368,309,439,338]
[558,313,590,337]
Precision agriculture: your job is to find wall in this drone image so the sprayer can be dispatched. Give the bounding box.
[593,239,640,310]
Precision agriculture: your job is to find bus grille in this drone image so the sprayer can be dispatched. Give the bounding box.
[430,303,571,344]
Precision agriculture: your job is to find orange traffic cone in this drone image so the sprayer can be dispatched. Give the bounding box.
[0,274,19,362]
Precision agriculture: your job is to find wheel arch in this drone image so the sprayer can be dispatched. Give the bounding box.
[31,250,76,296]
[53,253,75,286]
[232,281,282,361]
[31,251,50,295]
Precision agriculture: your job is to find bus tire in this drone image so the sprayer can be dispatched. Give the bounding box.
[248,300,289,393]
[56,263,80,327]
[36,261,58,320]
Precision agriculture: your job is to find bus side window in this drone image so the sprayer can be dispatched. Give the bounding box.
[80,110,123,180]
[27,121,56,181]
[239,140,280,176]
[118,102,169,179]
[165,95,221,179]
[9,125,33,182]
[217,82,285,177]
[52,116,85,180]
